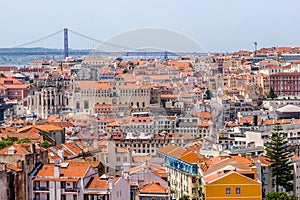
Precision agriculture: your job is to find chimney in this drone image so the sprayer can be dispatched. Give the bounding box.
[250,166,257,180]
[54,164,61,178]
[108,176,114,190]
[138,179,145,188]
[58,149,64,159]
[122,163,130,180]
[8,146,17,155]
[30,143,36,153]
[0,163,6,171]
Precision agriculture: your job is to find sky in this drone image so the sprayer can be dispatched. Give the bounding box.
[1,0,300,52]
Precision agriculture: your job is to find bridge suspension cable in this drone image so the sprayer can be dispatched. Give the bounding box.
[68,29,134,51]
[13,29,64,48]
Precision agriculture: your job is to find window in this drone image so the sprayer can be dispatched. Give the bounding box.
[34,193,40,200]
[226,188,231,194]
[61,181,66,189]
[116,157,121,162]
[34,181,40,189]
[84,100,89,109]
[236,187,241,194]
[192,188,196,194]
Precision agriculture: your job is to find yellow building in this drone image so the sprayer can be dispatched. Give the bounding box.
[204,170,262,200]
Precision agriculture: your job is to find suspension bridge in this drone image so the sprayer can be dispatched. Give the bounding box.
[0,28,208,63]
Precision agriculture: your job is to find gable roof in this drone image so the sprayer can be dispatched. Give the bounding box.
[86,177,109,189]
[0,144,32,155]
[157,144,207,164]
[205,170,260,185]
[139,182,168,194]
[204,157,250,176]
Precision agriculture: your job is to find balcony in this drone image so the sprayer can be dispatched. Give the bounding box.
[33,186,49,192]
[61,188,78,193]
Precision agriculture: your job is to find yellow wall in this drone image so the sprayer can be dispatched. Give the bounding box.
[205,172,262,200]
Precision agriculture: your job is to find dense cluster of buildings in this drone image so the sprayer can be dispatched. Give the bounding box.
[0,46,300,199]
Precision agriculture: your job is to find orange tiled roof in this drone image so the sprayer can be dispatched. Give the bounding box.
[139,182,168,194]
[204,157,250,175]
[230,156,253,166]
[86,177,109,189]
[34,124,63,132]
[36,162,91,178]
[252,156,272,167]
[158,144,206,164]
[192,111,212,119]
[0,144,32,155]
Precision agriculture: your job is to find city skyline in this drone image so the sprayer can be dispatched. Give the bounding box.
[1,0,300,52]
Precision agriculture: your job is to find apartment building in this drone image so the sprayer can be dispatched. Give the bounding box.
[29,162,99,200]
[270,72,300,96]
[0,143,48,200]
[115,132,195,156]
[97,140,131,174]
[157,145,207,200]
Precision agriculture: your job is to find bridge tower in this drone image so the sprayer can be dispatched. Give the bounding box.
[64,28,69,58]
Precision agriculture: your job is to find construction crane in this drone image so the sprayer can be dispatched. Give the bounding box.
[43,51,51,60]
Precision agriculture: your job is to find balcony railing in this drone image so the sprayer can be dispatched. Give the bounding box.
[61,188,78,193]
[33,186,49,191]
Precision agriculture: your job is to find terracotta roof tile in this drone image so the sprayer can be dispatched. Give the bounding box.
[139,182,168,194]
[86,177,109,189]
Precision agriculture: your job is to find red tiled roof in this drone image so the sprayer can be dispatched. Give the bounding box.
[86,177,109,189]
[0,144,32,155]
[139,182,168,194]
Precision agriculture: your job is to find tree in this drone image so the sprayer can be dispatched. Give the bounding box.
[204,89,212,99]
[17,138,31,144]
[265,125,293,192]
[267,87,277,99]
[179,195,189,200]
[265,191,297,200]
[40,140,52,148]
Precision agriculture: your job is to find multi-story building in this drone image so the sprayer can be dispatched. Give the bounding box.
[0,77,29,102]
[29,162,99,200]
[115,132,196,156]
[176,116,199,136]
[84,175,130,200]
[17,124,66,145]
[72,80,151,114]
[138,182,170,200]
[0,163,8,200]
[292,156,300,199]
[97,140,131,174]
[270,72,300,96]
[204,171,261,200]
[203,156,262,200]
[157,145,207,200]
[0,143,48,200]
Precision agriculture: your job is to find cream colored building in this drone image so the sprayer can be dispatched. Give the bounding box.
[71,80,151,114]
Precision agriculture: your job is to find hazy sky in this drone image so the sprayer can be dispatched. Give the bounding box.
[1,0,300,52]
